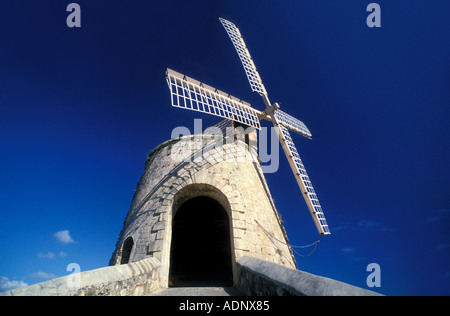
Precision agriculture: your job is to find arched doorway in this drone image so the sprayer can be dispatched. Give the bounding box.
[169,196,233,287]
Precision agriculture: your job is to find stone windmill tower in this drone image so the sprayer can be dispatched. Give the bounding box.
[110,17,330,288]
[109,118,296,287]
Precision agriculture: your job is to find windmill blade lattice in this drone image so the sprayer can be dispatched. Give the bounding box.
[219,17,330,236]
[166,68,261,130]
[274,109,312,139]
[219,18,267,96]
[274,124,330,235]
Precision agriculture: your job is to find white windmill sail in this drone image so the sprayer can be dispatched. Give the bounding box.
[219,18,267,96]
[274,109,312,139]
[274,124,330,235]
[165,68,261,129]
[219,17,331,236]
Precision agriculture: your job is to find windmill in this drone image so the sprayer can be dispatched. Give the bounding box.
[165,18,330,237]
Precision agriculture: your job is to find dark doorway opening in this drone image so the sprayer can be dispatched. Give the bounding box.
[169,196,233,287]
[120,237,133,265]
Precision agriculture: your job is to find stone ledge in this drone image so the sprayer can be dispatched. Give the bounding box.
[1,258,161,296]
[236,256,383,296]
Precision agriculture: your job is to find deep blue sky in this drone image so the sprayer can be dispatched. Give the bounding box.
[0,0,449,295]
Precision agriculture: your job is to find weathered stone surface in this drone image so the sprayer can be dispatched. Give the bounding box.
[149,287,243,296]
[1,258,161,296]
[236,256,383,296]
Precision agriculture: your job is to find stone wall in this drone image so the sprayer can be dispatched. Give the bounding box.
[1,258,161,296]
[235,256,382,296]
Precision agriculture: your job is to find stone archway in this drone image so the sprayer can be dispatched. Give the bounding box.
[120,237,134,264]
[169,195,233,287]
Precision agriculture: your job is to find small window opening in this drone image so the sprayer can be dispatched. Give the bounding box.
[121,237,134,264]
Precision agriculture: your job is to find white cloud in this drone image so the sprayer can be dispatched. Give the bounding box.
[37,252,56,259]
[435,243,450,250]
[357,219,383,230]
[427,208,450,223]
[30,271,56,280]
[37,251,68,259]
[357,219,393,232]
[331,225,348,232]
[0,276,28,292]
[54,230,76,244]
[341,248,357,254]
